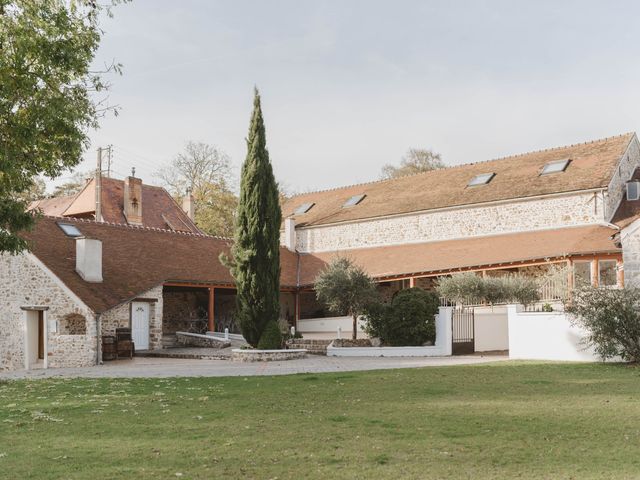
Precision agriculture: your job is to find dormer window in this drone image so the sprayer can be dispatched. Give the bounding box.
[343,194,366,208]
[627,181,640,201]
[294,202,314,214]
[541,159,571,175]
[468,173,495,187]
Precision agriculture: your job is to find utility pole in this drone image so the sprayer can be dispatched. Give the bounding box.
[105,145,113,178]
[95,147,103,222]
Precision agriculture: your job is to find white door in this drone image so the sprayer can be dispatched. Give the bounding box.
[131,302,150,350]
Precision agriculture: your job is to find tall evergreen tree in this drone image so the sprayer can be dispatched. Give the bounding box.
[230,89,282,347]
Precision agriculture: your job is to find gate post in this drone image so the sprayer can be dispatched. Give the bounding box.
[436,307,453,356]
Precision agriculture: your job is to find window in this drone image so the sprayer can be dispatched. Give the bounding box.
[627,181,640,201]
[540,159,571,175]
[294,203,314,215]
[598,260,618,287]
[574,261,592,286]
[59,313,87,335]
[467,173,495,187]
[343,194,366,208]
[57,223,82,237]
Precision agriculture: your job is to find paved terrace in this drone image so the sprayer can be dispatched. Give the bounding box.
[0,354,509,379]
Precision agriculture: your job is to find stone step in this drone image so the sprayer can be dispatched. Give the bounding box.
[162,334,178,348]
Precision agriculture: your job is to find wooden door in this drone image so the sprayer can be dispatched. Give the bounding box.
[38,311,44,360]
[131,302,150,350]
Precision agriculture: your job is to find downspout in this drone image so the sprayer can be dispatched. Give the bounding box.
[96,313,102,365]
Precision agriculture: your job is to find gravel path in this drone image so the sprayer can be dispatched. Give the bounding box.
[1,354,509,379]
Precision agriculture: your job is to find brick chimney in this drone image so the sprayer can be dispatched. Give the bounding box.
[123,173,143,225]
[182,188,195,221]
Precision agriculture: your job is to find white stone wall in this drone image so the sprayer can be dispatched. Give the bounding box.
[100,285,163,350]
[294,191,604,253]
[605,135,640,220]
[0,253,96,371]
[621,220,640,287]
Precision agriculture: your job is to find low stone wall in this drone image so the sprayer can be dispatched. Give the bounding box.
[175,332,231,349]
[231,349,307,362]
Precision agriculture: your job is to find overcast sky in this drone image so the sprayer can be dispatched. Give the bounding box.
[57,0,640,194]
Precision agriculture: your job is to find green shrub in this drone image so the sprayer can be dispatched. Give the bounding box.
[257,320,282,350]
[364,288,439,346]
[566,286,640,362]
[436,273,540,306]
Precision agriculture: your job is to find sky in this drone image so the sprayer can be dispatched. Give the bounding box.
[56,0,640,194]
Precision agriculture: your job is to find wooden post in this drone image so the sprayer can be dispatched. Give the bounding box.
[409,277,416,288]
[208,287,215,333]
[591,259,599,287]
[617,259,625,287]
[294,291,300,328]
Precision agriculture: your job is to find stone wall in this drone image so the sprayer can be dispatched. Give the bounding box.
[605,135,640,220]
[100,285,163,350]
[294,191,604,253]
[0,253,96,371]
[621,221,640,287]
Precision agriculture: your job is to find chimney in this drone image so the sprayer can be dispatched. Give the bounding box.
[75,238,103,283]
[284,217,296,251]
[123,172,143,225]
[182,188,195,220]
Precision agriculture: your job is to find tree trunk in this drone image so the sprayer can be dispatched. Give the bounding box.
[352,314,358,340]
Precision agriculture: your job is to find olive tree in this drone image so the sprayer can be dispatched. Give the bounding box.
[315,257,379,340]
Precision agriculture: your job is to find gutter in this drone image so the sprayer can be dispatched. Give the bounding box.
[96,313,102,366]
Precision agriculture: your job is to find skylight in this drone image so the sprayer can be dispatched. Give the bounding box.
[468,173,495,187]
[57,223,82,237]
[343,194,366,208]
[294,202,314,215]
[541,159,571,175]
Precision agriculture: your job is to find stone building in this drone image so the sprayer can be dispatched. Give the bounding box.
[281,132,640,334]
[4,132,640,370]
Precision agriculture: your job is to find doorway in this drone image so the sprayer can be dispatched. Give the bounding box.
[25,309,45,369]
[131,302,150,350]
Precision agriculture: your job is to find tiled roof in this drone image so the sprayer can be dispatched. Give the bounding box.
[24,216,299,313]
[31,177,202,234]
[297,225,620,286]
[29,195,76,217]
[282,133,635,227]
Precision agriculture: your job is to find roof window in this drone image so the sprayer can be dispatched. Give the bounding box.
[343,194,366,208]
[57,223,82,237]
[467,173,495,187]
[294,202,314,215]
[541,159,571,175]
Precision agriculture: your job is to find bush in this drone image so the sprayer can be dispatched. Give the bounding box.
[257,321,282,350]
[364,288,439,346]
[566,286,640,362]
[436,272,540,306]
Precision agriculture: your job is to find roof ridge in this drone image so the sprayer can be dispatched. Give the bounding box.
[287,132,636,200]
[43,214,233,241]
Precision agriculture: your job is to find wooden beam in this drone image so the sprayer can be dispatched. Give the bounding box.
[208,287,215,333]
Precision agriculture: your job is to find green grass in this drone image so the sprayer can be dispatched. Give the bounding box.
[1,362,640,479]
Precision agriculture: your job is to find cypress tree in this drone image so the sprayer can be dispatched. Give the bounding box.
[231,88,282,347]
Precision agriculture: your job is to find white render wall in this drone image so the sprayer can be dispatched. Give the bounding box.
[507,305,598,361]
[474,306,509,352]
[0,253,96,371]
[293,191,604,253]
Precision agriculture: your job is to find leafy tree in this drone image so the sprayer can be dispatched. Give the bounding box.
[381,148,445,179]
[315,257,379,340]
[157,141,237,237]
[364,288,439,346]
[15,177,46,203]
[227,89,282,347]
[436,272,540,306]
[0,0,123,253]
[566,286,640,363]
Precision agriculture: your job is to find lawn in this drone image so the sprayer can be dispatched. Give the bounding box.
[1,362,640,479]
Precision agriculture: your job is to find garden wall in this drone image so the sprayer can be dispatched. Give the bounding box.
[507,305,598,361]
[474,306,509,352]
[296,315,367,340]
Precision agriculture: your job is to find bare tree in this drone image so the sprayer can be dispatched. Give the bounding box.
[156,142,237,237]
[381,148,445,179]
